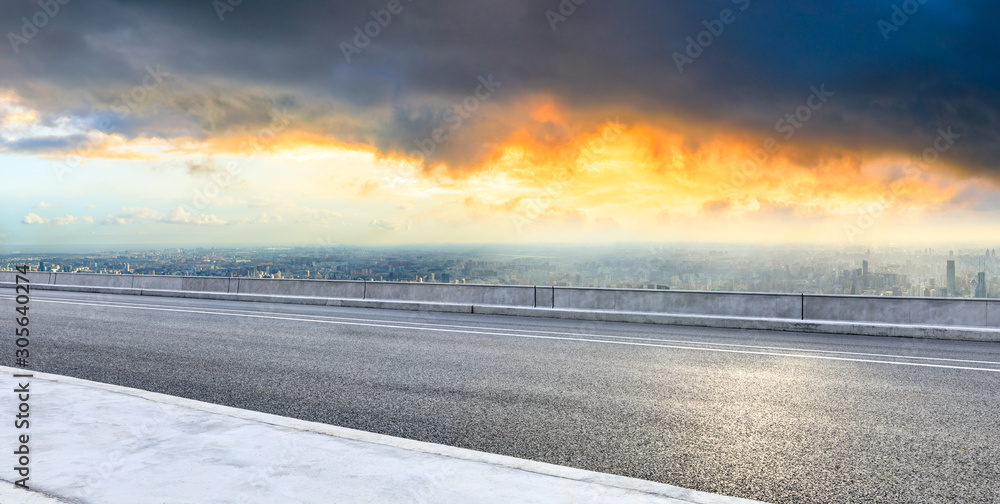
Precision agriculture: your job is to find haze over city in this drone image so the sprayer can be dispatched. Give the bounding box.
[3,243,997,298]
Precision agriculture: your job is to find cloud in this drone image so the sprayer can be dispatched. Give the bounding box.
[101,207,225,225]
[3,135,90,153]
[369,218,410,231]
[162,207,226,225]
[185,159,219,176]
[51,215,80,226]
[102,216,133,226]
[0,0,997,182]
[22,213,48,225]
[34,201,55,209]
[296,208,343,226]
[245,213,282,225]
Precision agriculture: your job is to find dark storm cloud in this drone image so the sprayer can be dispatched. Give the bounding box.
[0,133,89,152]
[2,0,998,176]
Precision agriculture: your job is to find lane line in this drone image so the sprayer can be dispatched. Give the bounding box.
[7,295,1000,373]
[7,294,1000,366]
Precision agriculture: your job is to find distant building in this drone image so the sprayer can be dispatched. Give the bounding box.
[946,260,956,297]
[975,272,987,298]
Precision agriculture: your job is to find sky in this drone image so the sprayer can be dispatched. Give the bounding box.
[1,0,999,249]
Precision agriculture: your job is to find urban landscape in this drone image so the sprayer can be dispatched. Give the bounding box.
[2,244,996,298]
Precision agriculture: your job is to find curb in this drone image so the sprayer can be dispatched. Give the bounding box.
[4,282,999,342]
[0,484,72,504]
[472,305,1000,342]
[0,366,765,504]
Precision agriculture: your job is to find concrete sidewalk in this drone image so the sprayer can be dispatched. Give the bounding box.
[0,367,765,504]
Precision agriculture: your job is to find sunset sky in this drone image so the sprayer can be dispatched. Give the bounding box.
[2,0,998,248]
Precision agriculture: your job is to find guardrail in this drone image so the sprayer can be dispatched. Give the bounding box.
[1,272,997,330]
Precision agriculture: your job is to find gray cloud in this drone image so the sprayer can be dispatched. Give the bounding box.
[1,0,998,178]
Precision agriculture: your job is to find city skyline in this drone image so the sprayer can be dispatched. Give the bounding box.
[3,243,996,298]
[3,2,1000,247]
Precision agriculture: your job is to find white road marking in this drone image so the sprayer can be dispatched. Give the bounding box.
[10,293,1000,365]
[5,294,1000,373]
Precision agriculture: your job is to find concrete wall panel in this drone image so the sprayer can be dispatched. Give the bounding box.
[179,277,231,293]
[0,271,52,284]
[365,282,534,306]
[554,288,616,310]
[474,285,535,306]
[615,290,673,313]
[909,298,987,327]
[660,291,719,316]
[804,295,910,324]
[775,295,803,319]
[715,294,782,318]
[987,301,1000,328]
[238,278,365,299]
[54,273,133,288]
[133,275,184,291]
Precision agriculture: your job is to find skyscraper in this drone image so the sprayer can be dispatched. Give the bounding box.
[946,260,956,297]
[862,260,869,288]
[975,272,987,298]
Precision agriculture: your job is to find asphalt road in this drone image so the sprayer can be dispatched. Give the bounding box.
[3,290,999,503]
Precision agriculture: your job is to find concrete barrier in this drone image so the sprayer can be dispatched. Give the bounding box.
[535,286,554,309]
[804,295,909,325]
[236,278,365,299]
[7,272,998,332]
[0,271,53,284]
[987,301,1000,328]
[804,295,993,328]
[133,275,232,293]
[365,282,535,307]
[554,287,616,310]
[909,298,988,327]
[52,273,134,289]
[555,288,802,319]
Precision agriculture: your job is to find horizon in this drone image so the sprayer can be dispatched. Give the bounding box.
[2,241,1000,254]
